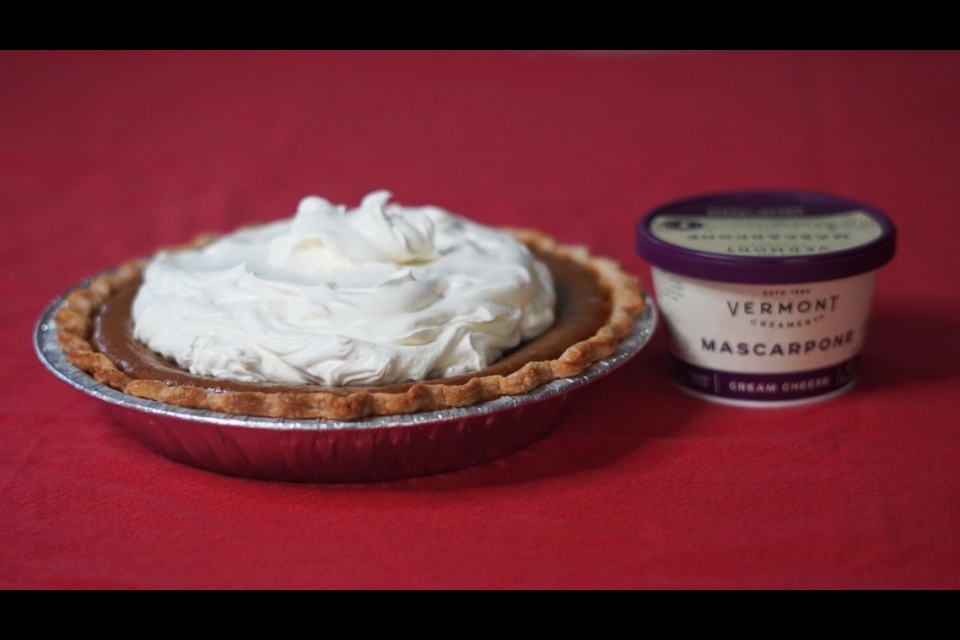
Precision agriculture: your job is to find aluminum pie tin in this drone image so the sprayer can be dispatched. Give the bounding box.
[35,277,656,483]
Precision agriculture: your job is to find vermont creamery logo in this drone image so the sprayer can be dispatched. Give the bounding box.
[726,296,839,316]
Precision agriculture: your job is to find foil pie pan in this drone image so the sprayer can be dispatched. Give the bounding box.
[35,278,656,483]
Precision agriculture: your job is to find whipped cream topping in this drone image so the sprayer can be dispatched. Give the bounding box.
[132,191,556,386]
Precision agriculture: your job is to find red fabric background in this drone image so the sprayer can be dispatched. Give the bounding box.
[3,51,959,589]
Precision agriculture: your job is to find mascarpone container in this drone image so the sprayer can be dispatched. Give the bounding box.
[636,191,896,407]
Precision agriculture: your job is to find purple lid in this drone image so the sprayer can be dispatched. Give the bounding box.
[636,191,896,284]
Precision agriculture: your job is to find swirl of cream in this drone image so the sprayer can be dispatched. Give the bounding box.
[131,191,556,386]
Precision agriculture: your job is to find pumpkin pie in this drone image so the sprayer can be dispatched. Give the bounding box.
[55,198,644,420]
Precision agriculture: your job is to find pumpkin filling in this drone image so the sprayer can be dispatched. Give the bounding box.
[93,247,612,396]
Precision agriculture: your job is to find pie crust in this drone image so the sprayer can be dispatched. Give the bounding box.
[55,229,645,420]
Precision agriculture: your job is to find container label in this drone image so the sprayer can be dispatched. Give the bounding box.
[649,210,884,257]
[671,356,858,402]
[652,268,877,375]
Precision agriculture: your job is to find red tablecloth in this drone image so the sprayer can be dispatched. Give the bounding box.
[3,51,959,589]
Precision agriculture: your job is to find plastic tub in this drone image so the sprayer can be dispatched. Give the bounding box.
[636,191,896,407]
